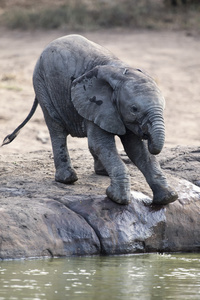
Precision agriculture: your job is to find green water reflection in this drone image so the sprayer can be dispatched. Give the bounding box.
[0,253,200,300]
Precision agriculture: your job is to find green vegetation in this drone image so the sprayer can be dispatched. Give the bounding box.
[0,0,200,31]
[0,73,22,91]
[0,83,22,91]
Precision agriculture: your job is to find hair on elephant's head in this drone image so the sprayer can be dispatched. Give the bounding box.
[71,65,166,155]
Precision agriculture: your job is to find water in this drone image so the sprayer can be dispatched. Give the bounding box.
[0,253,200,300]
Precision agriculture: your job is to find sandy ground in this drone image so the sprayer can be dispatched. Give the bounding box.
[0,29,200,199]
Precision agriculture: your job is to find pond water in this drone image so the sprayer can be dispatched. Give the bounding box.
[0,253,200,300]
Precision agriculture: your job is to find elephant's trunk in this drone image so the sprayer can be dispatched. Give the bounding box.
[145,108,165,155]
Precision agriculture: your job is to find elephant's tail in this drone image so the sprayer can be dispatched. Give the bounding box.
[2,97,39,146]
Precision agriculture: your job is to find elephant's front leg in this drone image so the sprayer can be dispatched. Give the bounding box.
[120,132,178,205]
[87,122,130,205]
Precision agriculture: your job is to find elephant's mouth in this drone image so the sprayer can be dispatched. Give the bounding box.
[139,123,149,141]
[126,123,163,155]
[126,122,149,140]
[141,133,148,140]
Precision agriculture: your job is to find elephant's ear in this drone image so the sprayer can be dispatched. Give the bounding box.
[71,66,126,135]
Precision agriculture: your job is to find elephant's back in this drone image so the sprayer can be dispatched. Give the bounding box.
[41,34,117,77]
[34,34,121,88]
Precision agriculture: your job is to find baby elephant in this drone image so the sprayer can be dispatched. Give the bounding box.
[3,34,178,205]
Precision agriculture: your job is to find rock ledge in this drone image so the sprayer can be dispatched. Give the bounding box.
[0,147,200,259]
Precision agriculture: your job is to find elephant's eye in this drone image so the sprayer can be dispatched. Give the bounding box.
[131,105,138,113]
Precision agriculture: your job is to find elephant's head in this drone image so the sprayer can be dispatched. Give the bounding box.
[71,65,165,155]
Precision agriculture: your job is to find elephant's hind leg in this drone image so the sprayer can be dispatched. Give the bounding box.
[53,132,78,184]
[42,107,78,184]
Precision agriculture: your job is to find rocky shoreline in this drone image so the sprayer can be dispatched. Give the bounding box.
[0,146,199,259]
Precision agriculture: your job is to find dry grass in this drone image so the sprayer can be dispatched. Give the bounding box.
[0,0,199,31]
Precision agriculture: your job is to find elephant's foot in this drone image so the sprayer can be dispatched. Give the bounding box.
[152,185,178,205]
[106,182,131,205]
[55,167,78,184]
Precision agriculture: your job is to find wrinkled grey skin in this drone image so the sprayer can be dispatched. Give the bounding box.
[5,34,178,205]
